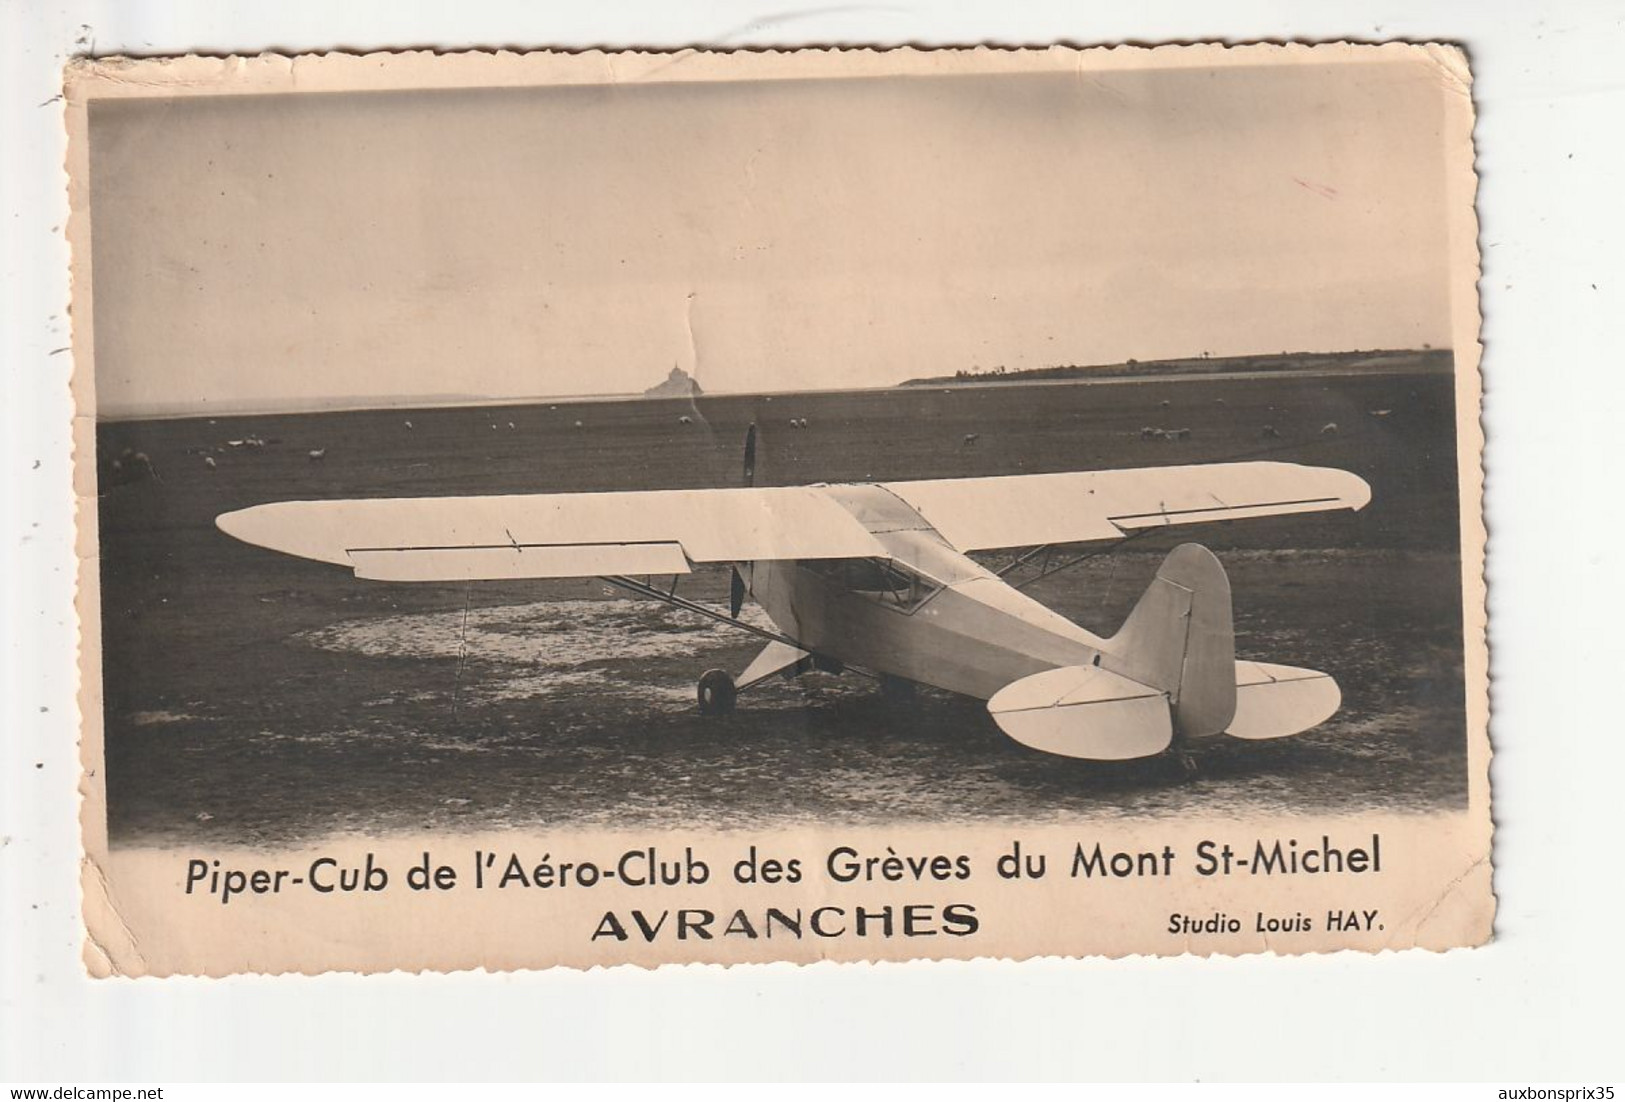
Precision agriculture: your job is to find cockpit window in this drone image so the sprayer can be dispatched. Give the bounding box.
[802,557,943,613]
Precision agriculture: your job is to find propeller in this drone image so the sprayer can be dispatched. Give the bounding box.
[731,422,757,619]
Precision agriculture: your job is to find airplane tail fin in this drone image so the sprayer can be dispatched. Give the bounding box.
[986,546,1344,761]
[1107,543,1237,739]
[985,544,1234,760]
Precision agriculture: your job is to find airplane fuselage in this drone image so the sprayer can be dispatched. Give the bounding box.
[747,484,1109,700]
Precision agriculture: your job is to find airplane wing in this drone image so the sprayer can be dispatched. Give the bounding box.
[881,461,1370,552]
[218,461,1369,582]
[216,487,891,582]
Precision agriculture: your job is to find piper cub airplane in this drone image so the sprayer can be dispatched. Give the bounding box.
[217,427,1370,763]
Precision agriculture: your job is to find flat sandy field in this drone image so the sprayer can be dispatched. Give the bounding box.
[93,366,1467,846]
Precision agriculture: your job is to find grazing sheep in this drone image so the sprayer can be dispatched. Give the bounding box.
[1166,427,1192,442]
[1159,399,1171,409]
[1368,409,1392,418]
[403,420,414,430]
[573,420,585,429]
[203,456,217,470]
[308,448,326,461]
[962,432,980,446]
[1261,424,1281,439]
[1320,422,1339,436]
[507,421,516,430]
[110,448,156,484]
[1140,426,1164,440]
[678,415,693,425]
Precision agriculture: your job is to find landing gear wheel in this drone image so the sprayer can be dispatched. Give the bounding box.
[697,669,737,715]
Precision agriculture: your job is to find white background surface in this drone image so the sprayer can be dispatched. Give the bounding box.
[3,0,1622,1083]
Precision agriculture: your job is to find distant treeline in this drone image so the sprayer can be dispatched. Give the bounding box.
[899,348,1453,387]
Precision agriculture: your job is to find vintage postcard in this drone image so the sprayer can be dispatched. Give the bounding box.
[67,44,1490,976]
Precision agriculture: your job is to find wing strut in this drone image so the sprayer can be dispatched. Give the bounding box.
[997,529,1155,592]
[599,573,807,651]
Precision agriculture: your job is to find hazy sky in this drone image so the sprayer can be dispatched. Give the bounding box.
[88,60,1452,416]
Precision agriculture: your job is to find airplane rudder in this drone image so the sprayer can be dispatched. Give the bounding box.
[1108,543,1236,737]
[1171,544,1237,738]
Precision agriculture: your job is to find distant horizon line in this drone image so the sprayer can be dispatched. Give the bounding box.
[94,346,1450,423]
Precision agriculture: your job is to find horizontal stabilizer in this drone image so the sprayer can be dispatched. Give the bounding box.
[987,665,1172,761]
[1226,661,1341,740]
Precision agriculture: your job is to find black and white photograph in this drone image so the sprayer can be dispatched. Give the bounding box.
[67,44,1490,976]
